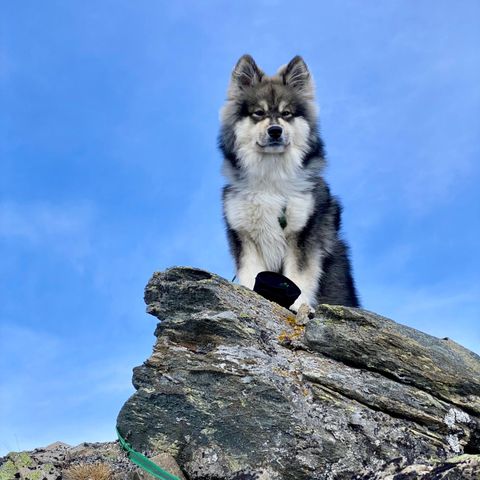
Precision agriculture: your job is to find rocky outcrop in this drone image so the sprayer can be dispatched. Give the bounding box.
[116,267,480,479]
[2,441,478,480]
[0,441,133,480]
[0,441,187,480]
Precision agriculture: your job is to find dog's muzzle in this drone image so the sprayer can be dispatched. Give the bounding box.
[267,125,283,141]
[257,125,289,151]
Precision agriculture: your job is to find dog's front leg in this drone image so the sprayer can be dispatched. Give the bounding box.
[237,237,266,290]
[283,241,323,314]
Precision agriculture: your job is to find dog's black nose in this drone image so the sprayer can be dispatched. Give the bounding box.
[268,125,283,140]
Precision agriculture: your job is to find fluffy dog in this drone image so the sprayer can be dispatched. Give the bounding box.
[219,55,359,311]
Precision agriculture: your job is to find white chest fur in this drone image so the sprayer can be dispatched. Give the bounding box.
[224,185,314,271]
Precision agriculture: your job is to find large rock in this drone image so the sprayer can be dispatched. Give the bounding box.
[117,267,480,480]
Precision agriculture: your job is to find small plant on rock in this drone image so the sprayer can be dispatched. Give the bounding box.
[64,463,112,480]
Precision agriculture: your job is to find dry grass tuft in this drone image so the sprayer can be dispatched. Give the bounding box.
[64,462,112,480]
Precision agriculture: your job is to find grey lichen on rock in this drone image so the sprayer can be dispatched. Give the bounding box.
[115,266,480,479]
[0,441,136,480]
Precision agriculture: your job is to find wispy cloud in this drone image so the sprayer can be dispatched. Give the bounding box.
[0,201,94,268]
[404,143,479,216]
[363,283,480,354]
[0,322,137,454]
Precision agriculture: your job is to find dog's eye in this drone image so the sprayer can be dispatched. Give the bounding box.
[282,110,293,118]
[252,110,265,118]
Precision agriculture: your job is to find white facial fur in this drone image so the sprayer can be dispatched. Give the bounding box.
[232,115,311,183]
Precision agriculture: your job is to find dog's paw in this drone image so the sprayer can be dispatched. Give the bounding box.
[290,297,315,318]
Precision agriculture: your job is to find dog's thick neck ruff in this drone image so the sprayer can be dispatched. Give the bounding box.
[222,149,315,197]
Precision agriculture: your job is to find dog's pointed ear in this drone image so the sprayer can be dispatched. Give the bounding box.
[280,56,314,97]
[229,55,264,96]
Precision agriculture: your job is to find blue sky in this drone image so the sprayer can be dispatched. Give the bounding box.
[1,1,479,455]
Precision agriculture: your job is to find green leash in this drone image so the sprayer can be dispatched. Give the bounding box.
[116,428,181,480]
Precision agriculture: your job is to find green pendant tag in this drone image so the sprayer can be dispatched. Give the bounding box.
[278,207,287,229]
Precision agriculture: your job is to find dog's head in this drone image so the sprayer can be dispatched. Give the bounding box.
[220,55,323,175]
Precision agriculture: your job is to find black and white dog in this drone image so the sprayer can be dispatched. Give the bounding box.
[219,55,359,312]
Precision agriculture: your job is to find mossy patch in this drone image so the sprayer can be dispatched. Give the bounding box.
[10,451,33,468]
[43,462,55,473]
[0,459,17,480]
[149,434,180,456]
[446,453,480,463]
[0,452,37,480]
[28,470,42,480]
